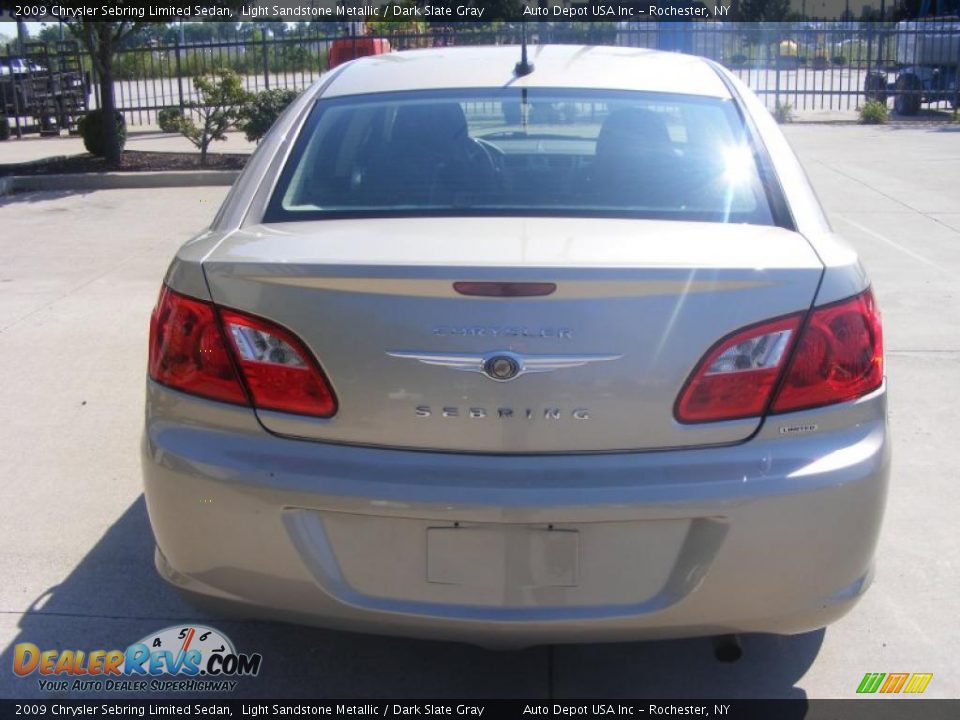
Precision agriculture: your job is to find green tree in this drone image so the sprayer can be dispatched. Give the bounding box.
[892,0,922,20]
[66,21,152,164]
[214,23,241,41]
[34,11,162,163]
[36,24,64,47]
[51,3,247,164]
[367,2,429,36]
[175,71,251,166]
[736,0,791,21]
[181,23,217,44]
[238,88,299,143]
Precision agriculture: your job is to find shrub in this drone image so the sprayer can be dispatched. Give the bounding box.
[778,39,799,57]
[112,52,146,81]
[177,71,251,166]
[729,53,748,67]
[77,109,127,157]
[859,100,889,124]
[238,88,299,143]
[0,116,10,141]
[773,101,794,124]
[831,55,847,66]
[157,107,184,133]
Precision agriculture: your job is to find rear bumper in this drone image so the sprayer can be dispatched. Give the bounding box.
[142,380,890,647]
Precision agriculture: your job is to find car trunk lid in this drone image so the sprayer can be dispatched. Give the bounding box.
[202,217,822,453]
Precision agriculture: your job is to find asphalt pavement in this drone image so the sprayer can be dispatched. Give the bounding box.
[0,123,957,700]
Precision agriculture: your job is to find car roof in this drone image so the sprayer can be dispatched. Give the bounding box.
[321,45,731,100]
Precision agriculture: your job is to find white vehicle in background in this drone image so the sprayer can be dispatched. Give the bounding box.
[0,57,45,75]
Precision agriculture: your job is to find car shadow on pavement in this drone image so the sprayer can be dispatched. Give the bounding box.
[1,496,821,700]
[550,632,822,701]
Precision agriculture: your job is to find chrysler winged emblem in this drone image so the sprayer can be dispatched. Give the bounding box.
[386,350,623,382]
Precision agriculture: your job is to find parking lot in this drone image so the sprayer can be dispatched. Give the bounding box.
[0,123,958,699]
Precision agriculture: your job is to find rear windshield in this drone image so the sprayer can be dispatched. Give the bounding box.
[264,88,775,226]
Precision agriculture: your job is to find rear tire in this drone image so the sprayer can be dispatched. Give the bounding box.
[894,75,922,116]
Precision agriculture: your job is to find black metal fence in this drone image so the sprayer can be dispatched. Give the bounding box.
[613,20,960,113]
[2,21,959,129]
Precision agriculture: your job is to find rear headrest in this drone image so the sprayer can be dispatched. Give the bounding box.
[595,108,671,162]
[391,103,469,150]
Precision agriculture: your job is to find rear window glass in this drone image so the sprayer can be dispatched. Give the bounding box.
[264,89,775,226]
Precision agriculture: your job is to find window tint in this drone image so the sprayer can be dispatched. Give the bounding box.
[265,89,775,226]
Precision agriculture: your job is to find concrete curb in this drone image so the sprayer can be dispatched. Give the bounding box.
[0,170,240,196]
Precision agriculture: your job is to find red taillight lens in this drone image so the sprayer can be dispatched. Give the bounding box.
[149,286,248,405]
[675,288,884,424]
[675,314,802,423]
[219,308,337,418]
[148,286,337,418]
[771,289,883,414]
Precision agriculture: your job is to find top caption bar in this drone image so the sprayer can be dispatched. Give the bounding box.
[3,1,735,22]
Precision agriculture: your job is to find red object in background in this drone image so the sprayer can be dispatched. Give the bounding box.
[328,38,392,69]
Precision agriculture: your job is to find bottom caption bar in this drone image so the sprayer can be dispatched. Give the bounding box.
[2,701,959,720]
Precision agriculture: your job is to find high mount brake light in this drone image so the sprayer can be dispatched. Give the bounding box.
[453,282,557,297]
[676,289,883,423]
[148,286,337,418]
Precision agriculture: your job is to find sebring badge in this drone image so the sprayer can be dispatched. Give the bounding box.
[385,349,623,382]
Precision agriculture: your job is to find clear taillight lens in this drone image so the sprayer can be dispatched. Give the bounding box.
[148,286,337,418]
[220,308,337,418]
[675,315,802,423]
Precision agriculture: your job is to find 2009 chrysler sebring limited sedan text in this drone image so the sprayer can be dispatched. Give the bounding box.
[142,45,889,648]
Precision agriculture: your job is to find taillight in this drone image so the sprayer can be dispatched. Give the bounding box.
[149,286,248,406]
[219,308,337,417]
[149,286,337,418]
[675,288,883,424]
[771,289,883,414]
[675,314,802,423]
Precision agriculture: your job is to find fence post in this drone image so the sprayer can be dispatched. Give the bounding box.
[262,35,270,90]
[174,38,184,111]
[774,26,781,113]
[6,43,23,139]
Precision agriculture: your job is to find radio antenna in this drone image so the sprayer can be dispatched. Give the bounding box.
[514,22,534,77]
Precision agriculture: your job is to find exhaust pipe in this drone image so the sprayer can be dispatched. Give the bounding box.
[712,634,743,663]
